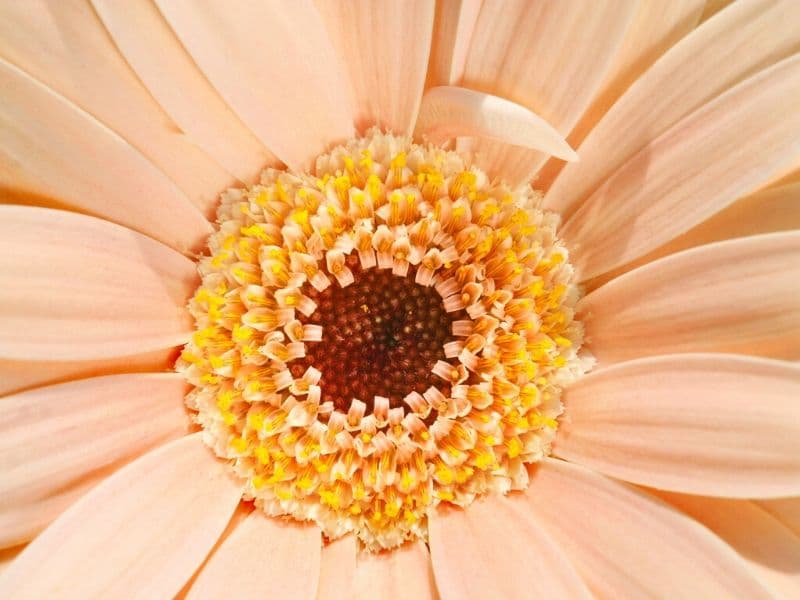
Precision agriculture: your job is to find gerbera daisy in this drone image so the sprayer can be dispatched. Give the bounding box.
[1,0,799,598]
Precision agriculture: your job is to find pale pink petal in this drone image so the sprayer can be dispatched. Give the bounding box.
[0,347,178,397]
[0,434,242,598]
[428,495,591,599]
[416,87,578,161]
[0,0,234,214]
[758,499,800,537]
[0,373,189,547]
[459,0,636,184]
[316,0,435,136]
[0,206,198,361]
[561,55,800,280]
[0,546,24,577]
[186,513,320,599]
[156,0,353,171]
[425,0,482,87]
[318,535,357,600]
[91,0,279,184]
[536,0,704,189]
[523,459,773,598]
[355,542,436,600]
[657,492,800,598]
[555,354,800,498]
[546,0,800,217]
[580,232,800,364]
[0,59,212,252]
[587,177,800,289]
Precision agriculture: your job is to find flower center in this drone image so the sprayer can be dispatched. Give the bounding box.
[177,129,587,551]
[293,264,460,415]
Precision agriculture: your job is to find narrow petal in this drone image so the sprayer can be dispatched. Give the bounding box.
[555,354,800,498]
[156,0,354,170]
[0,434,242,599]
[0,0,234,213]
[587,177,800,289]
[758,499,800,537]
[416,87,578,161]
[355,542,436,600]
[186,513,320,600]
[91,0,278,184]
[316,0,435,135]
[580,232,800,364]
[0,347,177,397]
[657,492,800,598]
[0,206,198,361]
[426,0,482,86]
[318,536,357,600]
[523,459,773,598]
[428,495,592,599]
[0,59,212,252]
[547,0,800,217]
[0,373,189,547]
[459,0,636,184]
[561,54,800,280]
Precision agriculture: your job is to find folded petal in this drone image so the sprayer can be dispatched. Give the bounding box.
[426,0,482,86]
[580,232,800,364]
[546,0,800,217]
[555,354,800,498]
[561,54,800,280]
[318,535,357,600]
[758,498,800,537]
[0,59,212,253]
[91,0,278,184]
[416,87,577,161]
[0,347,178,398]
[657,492,800,598]
[428,495,591,599]
[0,373,189,547]
[0,546,23,577]
[0,434,242,598]
[0,0,234,214]
[0,206,198,361]
[186,513,320,600]
[316,0,435,135]
[156,0,353,171]
[355,541,436,600]
[460,0,635,184]
[523,459,773,598]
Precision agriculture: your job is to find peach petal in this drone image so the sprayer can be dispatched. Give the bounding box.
[316,0,435,135]
[0,434,242,598]
[0,347,178,398]
[0,58,212,253]
[156,0,354,171]
[355,542,436,600]
[426,0,482,86]
[0,0,234,214]
[547,0,800,218]
[524,459,773,598]
[416,86,578,161]
[186,513,320,599]
[91,0,279,184]
[561,54,800,280]
[757,498,800,537]
[555,354,800,498]
[657,492,800,598]
[428,495,592,599]
[318,535,357,600]
[458,0,636,184]
[0,373,189,547]
[580,232,800,364]
[0,546,24,577]
[587,177,800,289]
[0,206,198,361]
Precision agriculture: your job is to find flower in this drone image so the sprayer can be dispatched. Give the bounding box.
[1,1,799,598]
